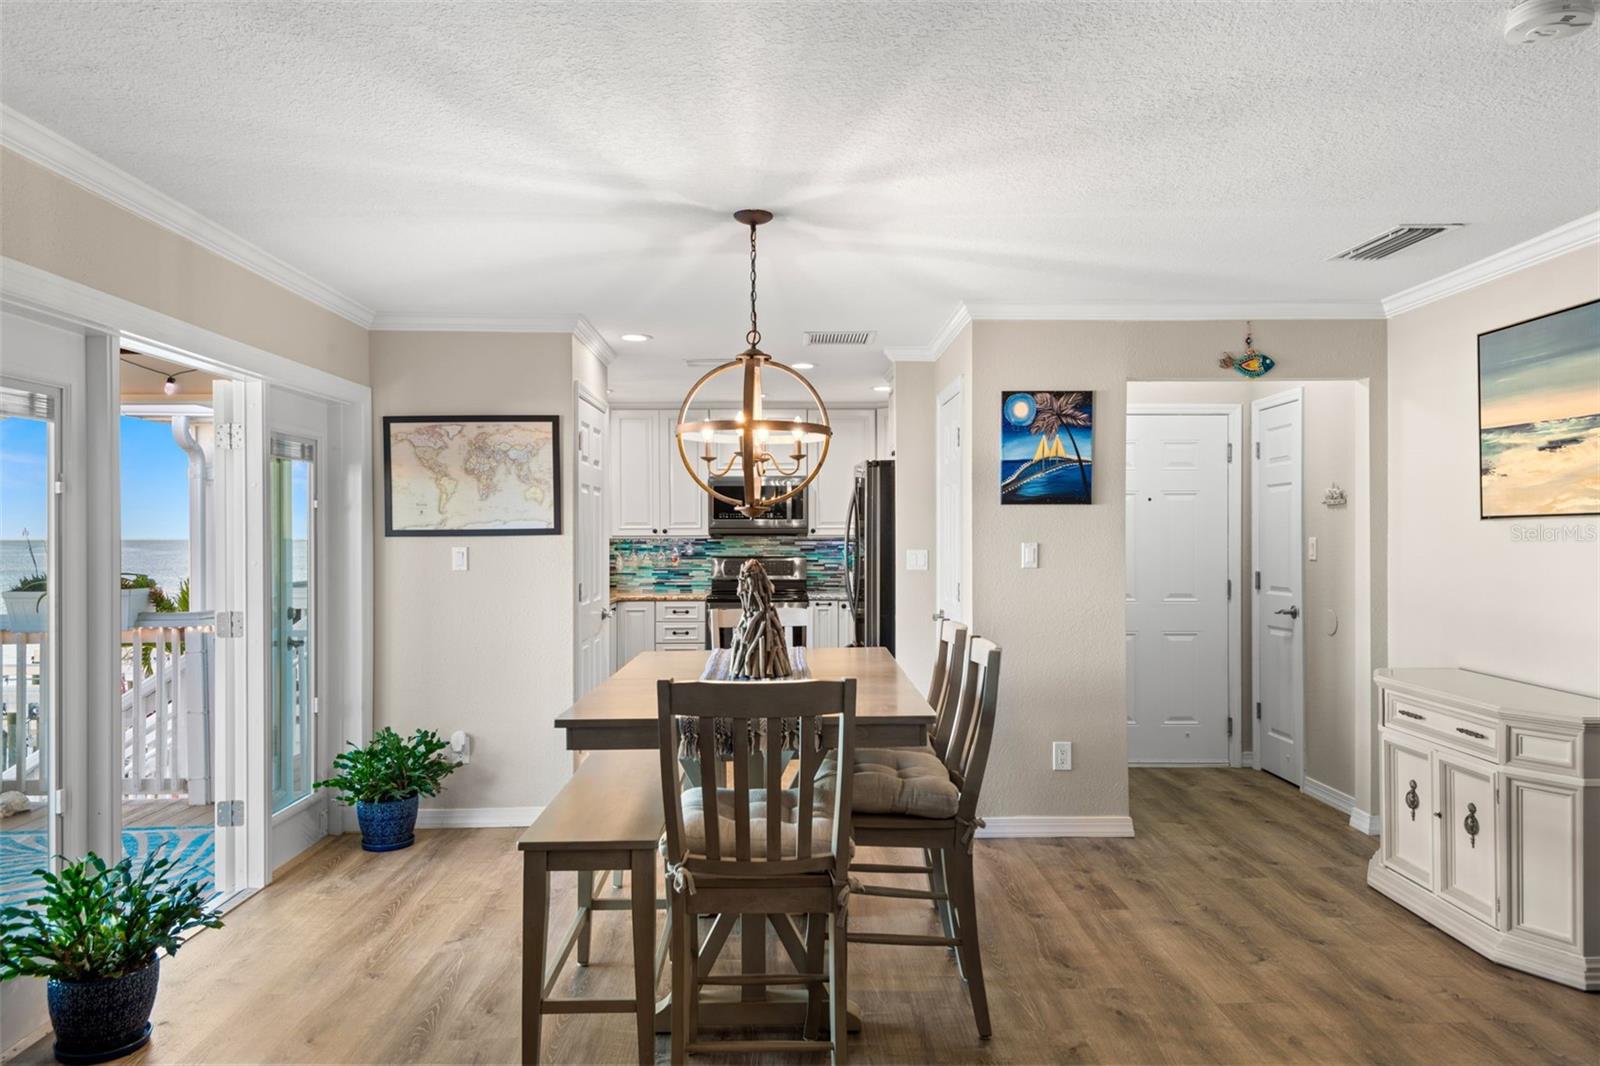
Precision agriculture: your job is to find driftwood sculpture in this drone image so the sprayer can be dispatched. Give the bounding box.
[727,558,793,680]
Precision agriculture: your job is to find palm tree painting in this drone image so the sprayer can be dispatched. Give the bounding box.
[1000,391,1093,504]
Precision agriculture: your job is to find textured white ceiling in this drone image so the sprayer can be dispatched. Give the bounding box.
[2,1,1597,400]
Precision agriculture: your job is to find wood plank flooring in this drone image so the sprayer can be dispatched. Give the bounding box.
[11,769,1597,1064]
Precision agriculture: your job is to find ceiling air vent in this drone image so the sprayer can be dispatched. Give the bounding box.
[804,330,876,346]
[1331,224,1463,261]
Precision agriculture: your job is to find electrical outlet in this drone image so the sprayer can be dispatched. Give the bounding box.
[1052,741,1072,771]
[1307,536,1318,562]
[452,546,469,571]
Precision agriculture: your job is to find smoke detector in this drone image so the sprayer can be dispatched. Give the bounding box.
[1504,0,1594,44]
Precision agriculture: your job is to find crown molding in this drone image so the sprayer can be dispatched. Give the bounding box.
[571,316,616,366]
[0,105,376,328]
[370,311,613,359]
[883,302,973,361]
[967,299,1385,321]
[1381,211,1600,318]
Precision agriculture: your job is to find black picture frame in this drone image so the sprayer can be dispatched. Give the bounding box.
[383,414,563,536]
[1477,297,1600,520]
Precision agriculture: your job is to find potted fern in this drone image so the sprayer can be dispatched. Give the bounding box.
[0,852,222,1064]
[314,727,461,852]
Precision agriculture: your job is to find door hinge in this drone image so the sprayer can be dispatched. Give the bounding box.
[955,580,961,603]
[1255,701,1262,720]
[215,799,245,827]
[955,427,961,447]
[53,479,65,495]
[1227,578,1232,601]
[1254,440,1260,459]
[52,787,66,815]
[1254,570,1261,591]
[216,610,244,638]
[1227,716,1234,738]
[216,422,245,450]
[1227,442,1233,463]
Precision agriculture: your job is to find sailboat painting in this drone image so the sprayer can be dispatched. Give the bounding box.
[1479,299,1600,518]
[1000,391,1093,504]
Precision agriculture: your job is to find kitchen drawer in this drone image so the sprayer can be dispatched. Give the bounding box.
[1507,724,1579,773]
[655,601,706,623]
[656,640,707,653]
[1384,692,1500,761]
[656,621,706,646]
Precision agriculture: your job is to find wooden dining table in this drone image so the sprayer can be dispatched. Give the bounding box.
[552,645,935,1035]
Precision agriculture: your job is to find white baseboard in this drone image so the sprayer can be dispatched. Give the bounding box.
[1348,807,1381,836]
[1302,776,1356,817]
[415,805,543,829]
[1128,759,1231,767]
[976,815,1135,839]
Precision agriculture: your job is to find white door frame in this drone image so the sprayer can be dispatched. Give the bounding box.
[1126,402,1244,768]
[1251,386,1305,784]
[935,377,965,625]
[2,258,373,891]
[573,380,608,700]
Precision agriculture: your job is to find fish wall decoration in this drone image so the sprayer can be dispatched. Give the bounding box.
[1219,324,1276,377]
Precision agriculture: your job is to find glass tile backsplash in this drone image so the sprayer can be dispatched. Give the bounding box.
[611,536,847,596]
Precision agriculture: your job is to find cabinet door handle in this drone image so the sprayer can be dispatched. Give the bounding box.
[1455,726,1487,740]
[1396,709,1425,721]
[1464,803,1480,848]
[1405,780,1420,821]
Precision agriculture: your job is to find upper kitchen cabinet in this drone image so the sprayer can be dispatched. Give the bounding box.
[609,408,708,536]
[808,408,877,536]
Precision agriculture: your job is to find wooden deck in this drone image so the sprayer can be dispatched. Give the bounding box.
[1,797,213,833]
[10,768,1597,1064]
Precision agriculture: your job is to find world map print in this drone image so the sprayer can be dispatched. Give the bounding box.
[386,417,559,533]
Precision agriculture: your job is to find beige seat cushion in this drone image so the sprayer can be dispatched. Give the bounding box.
[675,787,837,859]
[817,747,960,818]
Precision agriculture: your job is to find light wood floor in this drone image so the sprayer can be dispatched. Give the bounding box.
[13,769,1597,1064]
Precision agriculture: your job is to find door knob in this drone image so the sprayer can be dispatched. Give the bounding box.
[932,610,947,622]
[1274,605,1300,619]
[600,607,613,620]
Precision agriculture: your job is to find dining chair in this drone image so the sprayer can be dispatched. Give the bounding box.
[656,677,857,1064]
[842,637,1001,1040]
[926,619,969,759]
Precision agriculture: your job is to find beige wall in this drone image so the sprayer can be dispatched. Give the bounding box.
[891,361,938,687]
[0,147,369,384]
[1128,378,1364,797]
[965,319,1386,821]
[1388,245,1600,696]
[370,331,587,812]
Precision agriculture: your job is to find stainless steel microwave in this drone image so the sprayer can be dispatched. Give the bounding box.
[708,476,809,535]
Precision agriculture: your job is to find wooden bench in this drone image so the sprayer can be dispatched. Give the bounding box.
[518,749,667,1065]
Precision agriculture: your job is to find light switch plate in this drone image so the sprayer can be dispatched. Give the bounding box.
[905,549,929,571]
[1307,536,1318,562]
[1021,542,1039,569]
[451,546,469,571]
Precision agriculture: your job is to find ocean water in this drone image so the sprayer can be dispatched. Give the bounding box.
[1481,412,1600,516]
[1000,459,1093,503]
[1,539,191,598]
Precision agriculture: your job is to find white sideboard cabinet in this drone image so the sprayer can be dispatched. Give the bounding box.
[1369,668,1599,990]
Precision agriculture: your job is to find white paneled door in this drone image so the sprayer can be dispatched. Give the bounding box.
[575,395,609,698]
[1125,412,1231,764]
[1252,388,1304,785]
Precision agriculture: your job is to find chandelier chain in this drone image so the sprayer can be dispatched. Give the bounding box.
[747,223,761,348]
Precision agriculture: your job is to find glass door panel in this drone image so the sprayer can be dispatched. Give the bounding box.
[270,440,314,813]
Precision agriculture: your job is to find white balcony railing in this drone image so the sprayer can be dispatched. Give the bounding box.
[121,612,215,803]
[1,629,47,797]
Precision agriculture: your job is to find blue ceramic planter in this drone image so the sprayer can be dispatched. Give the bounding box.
[356,795,420,852]
[47,957,160,1064]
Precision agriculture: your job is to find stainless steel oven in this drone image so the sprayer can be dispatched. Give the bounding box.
[707,476,808,535]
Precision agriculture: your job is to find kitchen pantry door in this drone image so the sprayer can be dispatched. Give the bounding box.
[1252,388,1305,786]
[575,392,609,697]
[1125,409,1234,764]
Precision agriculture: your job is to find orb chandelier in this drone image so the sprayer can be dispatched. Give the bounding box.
[674,210,832,516]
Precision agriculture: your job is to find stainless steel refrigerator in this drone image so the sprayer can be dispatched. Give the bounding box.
[844,460,894,651]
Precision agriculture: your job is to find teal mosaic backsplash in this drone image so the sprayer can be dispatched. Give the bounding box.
[611,536,847,597]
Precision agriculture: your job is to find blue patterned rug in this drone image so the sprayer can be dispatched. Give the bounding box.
[0,827,215,907]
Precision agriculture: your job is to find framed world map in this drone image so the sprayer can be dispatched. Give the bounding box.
[383,415,561,535]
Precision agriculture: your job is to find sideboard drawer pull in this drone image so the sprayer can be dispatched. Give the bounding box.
[1396,708,1425,721]
[1456,726,1487,740]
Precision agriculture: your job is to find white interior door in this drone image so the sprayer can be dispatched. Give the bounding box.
[936,383,964,624]
[1252,388,1304,785]
[1125,411,1231,764]
[575,394,608,696]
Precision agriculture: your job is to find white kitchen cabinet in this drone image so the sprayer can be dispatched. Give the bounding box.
[612,601,655,671]
[808,408,876,536]
[609,409,708,536]
[1369,668,1599,990]
[808,598,841,649]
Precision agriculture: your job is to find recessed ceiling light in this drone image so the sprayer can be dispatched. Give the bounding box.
[620,333,652,343]
[791,362,815,370]
[873,385,893,393]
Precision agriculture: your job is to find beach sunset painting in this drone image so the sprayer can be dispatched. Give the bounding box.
[1479,299,1600,518]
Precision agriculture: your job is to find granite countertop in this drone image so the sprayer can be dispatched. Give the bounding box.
[610,590,706,603]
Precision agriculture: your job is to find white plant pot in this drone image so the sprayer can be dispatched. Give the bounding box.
[2,589,46,632]
[121,588,152,630]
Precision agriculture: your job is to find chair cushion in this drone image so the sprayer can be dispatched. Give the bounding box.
[675,787,837,859]
[817,747,960,818]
